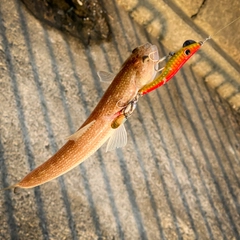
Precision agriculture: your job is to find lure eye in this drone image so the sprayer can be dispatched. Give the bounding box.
[142,55,149,62]
[182,40,196,47]
[185,49,191,55]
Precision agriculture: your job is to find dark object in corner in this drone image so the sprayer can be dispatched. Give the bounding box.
[21,0,111,45]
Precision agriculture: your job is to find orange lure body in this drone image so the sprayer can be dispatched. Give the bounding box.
[139,41,202,95]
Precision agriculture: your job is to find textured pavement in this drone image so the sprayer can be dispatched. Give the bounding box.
[0,0,240,239]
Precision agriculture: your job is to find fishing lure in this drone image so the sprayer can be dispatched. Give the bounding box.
[5,43,159,190]
[138,40,202,95]
[138,16,240,96]
[111,16,240,142]
[113,16,240,127]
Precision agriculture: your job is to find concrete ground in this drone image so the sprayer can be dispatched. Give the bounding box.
[0,0,239,239]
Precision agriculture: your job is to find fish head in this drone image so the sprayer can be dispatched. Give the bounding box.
[130,42,159,88]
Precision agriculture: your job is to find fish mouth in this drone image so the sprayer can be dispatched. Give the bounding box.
[135,43,160,83]
[148,49,159,62]
[146,43,159,61]
[145,44,159,81]
[137,43,159,61]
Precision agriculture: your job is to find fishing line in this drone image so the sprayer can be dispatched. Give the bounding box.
[203,15,240,43]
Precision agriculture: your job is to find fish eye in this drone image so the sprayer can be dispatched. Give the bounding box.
[132,47,138,53]
[185,49,191,55]
[183,40,196,47]
[142,55,149,62]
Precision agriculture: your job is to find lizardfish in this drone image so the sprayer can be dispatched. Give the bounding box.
[6,43,159,190]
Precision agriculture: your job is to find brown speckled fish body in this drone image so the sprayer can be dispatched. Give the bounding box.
[12,43,158,189]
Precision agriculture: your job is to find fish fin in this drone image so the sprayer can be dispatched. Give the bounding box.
[97,71,115,83]
[106,123,127,152]
[1,184,19,193]
[66,120,96,142]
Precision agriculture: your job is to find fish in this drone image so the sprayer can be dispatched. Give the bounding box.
[7,16,239,191]
[6,42,159,190]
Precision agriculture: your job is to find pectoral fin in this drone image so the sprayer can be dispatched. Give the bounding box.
[106,123,127,152]
[97,71,115,83]
[66,120,96,142]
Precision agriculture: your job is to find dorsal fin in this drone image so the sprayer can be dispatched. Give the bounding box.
[97,71,115,83]
[66,120,96,142]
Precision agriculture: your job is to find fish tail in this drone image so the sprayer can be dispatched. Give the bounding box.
[1,184,20,193]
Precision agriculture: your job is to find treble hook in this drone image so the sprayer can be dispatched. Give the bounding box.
[123,94,140,119]
[153,52,175,72]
